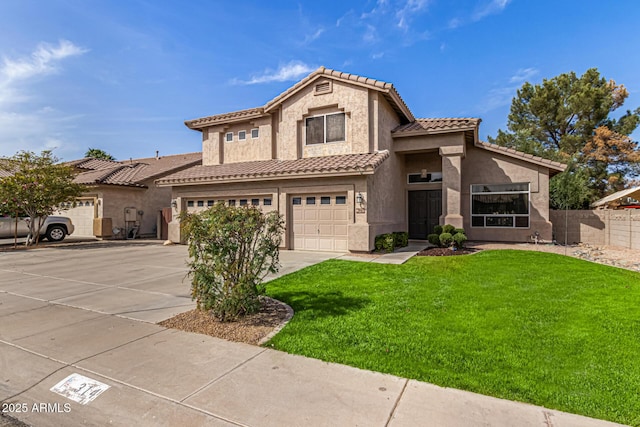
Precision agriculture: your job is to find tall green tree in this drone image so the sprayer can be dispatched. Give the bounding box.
[489,68,640,206]
[85,148,115,160]
[0,151,84,246]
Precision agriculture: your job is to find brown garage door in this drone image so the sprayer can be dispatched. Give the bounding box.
[291,194,348,251]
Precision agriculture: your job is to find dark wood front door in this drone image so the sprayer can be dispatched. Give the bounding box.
[408,190,442,239]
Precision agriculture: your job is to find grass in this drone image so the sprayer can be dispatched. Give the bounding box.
[265,250,640,426]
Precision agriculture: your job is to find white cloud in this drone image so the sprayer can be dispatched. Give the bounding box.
[1,40,87,82]
[372,52,385,59]
[232,61,317,85]
[448,17,461,29]
[396,0,430,30]
[472,0,511,21]
[363,24,378,43]
[477,66,538,113]
[303,28,325,45]
[509,67,539,83]
[0,40,87,158]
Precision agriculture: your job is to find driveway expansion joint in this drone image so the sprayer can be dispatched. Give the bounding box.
[384,378,409,427]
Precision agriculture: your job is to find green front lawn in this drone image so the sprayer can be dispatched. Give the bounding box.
[265,250,640,426]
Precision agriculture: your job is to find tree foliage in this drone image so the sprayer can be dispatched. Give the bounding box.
[489,68,640,206]
[180,203,285,321]
[0,151,84,245]
[85,148,115,160]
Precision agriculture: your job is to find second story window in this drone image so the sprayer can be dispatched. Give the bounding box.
[238,131,246,141]
[225,132,233,142]
[305,112,345,145]
[251,128,259,139]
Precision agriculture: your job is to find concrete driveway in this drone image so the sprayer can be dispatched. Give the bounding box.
[0,242,624,427]
[0,241,339,323]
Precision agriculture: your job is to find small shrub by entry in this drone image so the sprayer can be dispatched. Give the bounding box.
[428,224,467,249]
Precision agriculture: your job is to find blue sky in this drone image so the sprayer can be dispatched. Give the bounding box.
[0,0,639,161]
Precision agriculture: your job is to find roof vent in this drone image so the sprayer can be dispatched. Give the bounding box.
[314,80,332,95]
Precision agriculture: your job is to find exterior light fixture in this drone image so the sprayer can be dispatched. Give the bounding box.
[356,192,364,204]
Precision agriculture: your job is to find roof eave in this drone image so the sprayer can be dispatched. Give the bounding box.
[475,142,566,173]
[156,169,376,187]
[185,111,269,130]
[392,126,477,138]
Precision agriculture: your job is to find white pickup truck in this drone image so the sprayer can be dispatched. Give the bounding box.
[0,215,75,242]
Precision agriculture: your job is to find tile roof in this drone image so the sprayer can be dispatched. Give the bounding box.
[185,107,267,129]
[156,151,390,186]
[67,158,122,170]
[185,66,415,130]
[392,118,481,135]
[475,141,566,172]
[72,152,202,187]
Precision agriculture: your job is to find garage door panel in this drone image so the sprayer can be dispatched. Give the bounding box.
[291,193,349,252]
[318,224,333,235]
[334,210,348,221]
[303,210,318,221]
[318,210,333,221]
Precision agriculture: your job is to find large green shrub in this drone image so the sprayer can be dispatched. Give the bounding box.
[374,231,409,253]
[180,203,284,321]
[429,224,467,249]
[393,231,409,248]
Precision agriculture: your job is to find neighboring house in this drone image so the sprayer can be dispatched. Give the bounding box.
[591,186,640,209]
[59,152,201,239]
[157,67,565,251]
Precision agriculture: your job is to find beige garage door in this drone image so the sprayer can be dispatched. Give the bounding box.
[291,194,348,251]
[56,199,95,237]
[185,196,277,214]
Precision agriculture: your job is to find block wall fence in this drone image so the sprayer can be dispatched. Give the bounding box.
[550,209,640,250]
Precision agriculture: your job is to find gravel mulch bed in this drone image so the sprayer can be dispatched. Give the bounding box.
[158,296,293,346]
[417,247,478,256]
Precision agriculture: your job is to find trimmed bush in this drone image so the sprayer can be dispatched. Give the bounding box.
[433,225,443,235]
[430,224,468,249]
[374,231,409,252]
[393,231,409,248]
[439,232,453,247]
[452,232,467,249]
[383,234,395,252]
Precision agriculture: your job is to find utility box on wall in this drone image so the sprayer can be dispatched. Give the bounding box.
[93,218,113,238]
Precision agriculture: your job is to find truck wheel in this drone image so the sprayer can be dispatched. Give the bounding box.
[46,225,66,242]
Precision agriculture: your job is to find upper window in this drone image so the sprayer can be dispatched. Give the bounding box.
[225,132,233,142]
[238,131,246,141]
[408,172,443,184]
[251,128,259,139]
[305,113,345,145]
[471,183,530,228]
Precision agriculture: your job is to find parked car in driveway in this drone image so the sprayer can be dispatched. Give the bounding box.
[0,215,75,242]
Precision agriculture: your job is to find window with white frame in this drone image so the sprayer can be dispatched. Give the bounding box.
[225,132,233,142]
[238,130,246,140]
[471,183,530,228]
[251,128,259,139]
[305,112,345,145]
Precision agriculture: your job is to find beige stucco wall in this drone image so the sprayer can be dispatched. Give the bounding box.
[366,95,404,247]
[203,117,273,166]
[277,79,370,160]
[461,143,552,242]
[168,175,371,251]
[86,183,171,238]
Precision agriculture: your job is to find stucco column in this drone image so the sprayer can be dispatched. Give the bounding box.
[439,146,464,228]
[168,196,184,243]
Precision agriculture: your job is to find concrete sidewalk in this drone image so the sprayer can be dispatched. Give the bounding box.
[0,242,626,426]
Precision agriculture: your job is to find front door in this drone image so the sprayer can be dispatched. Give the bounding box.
[408,190,442,239]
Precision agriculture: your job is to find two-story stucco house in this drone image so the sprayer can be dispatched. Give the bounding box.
[157,67,565,252]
